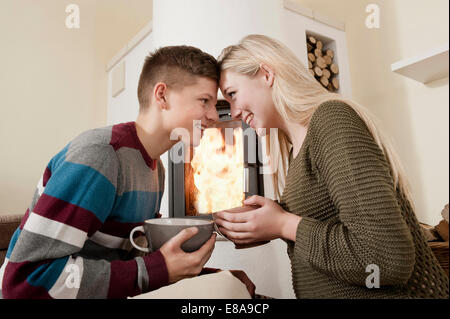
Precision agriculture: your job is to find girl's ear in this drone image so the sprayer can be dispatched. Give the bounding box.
[153,82,169,110]
[259,63,275,87]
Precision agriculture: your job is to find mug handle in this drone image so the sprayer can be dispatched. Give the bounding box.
[129,226,150,253]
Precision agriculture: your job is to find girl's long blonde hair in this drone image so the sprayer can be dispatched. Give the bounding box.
[218,34,415,209]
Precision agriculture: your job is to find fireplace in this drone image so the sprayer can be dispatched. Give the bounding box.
[168,100,265,218]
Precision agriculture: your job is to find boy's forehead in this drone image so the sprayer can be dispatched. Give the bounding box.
[197,75,219,86]
[185,76,218,94]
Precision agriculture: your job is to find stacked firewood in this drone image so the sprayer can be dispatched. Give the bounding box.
[421,204,449,242]
[307,35,339,92]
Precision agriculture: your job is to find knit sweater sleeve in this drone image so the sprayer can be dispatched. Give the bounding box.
[1,142,168,299]
[293,100,415,287]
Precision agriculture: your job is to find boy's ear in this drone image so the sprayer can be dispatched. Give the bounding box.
[259,63,275,87]
[153,82,169,110]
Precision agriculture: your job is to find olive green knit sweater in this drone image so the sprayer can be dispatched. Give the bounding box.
[279,100,449,299]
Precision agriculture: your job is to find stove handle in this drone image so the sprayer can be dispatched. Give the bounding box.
[244,165,259,197]
[244,166,250,194]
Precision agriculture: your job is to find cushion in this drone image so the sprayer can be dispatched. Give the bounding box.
[0,214,23,250]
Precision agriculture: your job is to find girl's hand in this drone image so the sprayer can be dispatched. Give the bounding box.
[214,195,301,245]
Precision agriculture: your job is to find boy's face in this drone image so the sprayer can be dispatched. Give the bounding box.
[164,76,219,146]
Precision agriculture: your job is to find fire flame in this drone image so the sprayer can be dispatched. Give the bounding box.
[190,126,244,214]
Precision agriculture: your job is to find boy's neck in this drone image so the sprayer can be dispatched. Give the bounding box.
[135,109,178,160]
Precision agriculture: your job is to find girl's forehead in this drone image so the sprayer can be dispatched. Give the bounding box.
[220,70,246,85]
[219,72,232,87]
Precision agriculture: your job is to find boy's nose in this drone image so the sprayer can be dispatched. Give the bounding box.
[206,105,219,123]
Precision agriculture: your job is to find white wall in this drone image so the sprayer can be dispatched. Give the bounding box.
[0,0,98,216]
[107,34,152,125]
[153,0,283,58]
[0,0,153,216]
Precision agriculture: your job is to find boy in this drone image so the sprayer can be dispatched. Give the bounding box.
[0,45,219,299]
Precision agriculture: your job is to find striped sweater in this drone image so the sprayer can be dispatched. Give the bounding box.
[0,122,168,299]
[280,100,449,298]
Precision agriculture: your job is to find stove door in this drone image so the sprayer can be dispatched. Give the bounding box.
[169,103,264,218]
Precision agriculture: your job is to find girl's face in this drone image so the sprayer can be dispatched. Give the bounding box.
[219,69,284,136]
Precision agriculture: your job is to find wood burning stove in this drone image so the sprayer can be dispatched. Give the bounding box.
[168,100,265,218]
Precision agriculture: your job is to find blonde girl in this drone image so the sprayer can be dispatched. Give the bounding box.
[214,34,449,299]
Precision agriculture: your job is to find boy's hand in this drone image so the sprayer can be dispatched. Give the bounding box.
[159,227,217,284]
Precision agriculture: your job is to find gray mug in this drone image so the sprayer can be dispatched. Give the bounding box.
[129,218,214,253]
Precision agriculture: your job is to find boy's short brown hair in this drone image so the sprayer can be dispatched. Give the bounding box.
[137,45,220,110]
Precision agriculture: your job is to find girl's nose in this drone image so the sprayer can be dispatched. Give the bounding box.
[230,104,242,120]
